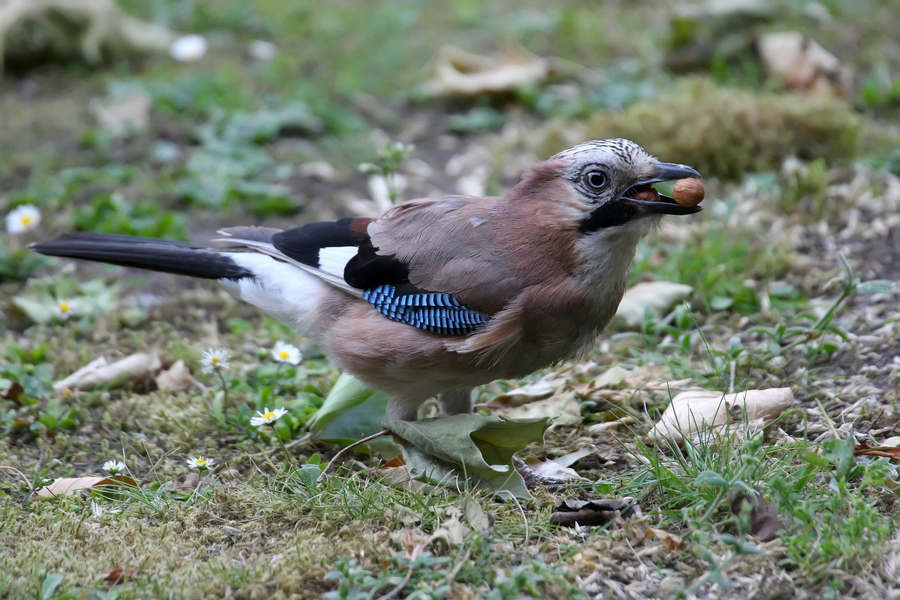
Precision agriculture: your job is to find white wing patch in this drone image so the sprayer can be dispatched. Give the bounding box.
[219,254,328,330]
[318,246,358,279]
[210,237,362,298]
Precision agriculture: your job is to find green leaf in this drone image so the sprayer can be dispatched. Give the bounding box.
[319,392,395,456]
[694,470,728,488]
[384,414,550,499]
[856,280,900,295]
[308,373,376,431]
[41,573,64,600]
[11,296,55,324]
[38,414,58,430]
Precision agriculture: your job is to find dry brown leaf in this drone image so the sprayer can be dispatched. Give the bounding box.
[89,88,150,137]
[522,457,588,483]
[730,490,784,542]
[0,0,175,71]
[53,352,161,392]
[462,494,492,533]
[648,387,794,444]
[493,391,581,428]
[854,443,900,463]
[757,32,848,96]
[587,416,638,433]
[172,472,200,493]
[432,516,469,546]
[105,565,143,585]
[155,360,202,393]
[614,281,693,328]
[490,375,567,407]
[425,45,549,97]
[553,446,597,468]
[646,527,685,554]
[37,475,136,497]
[550,498,642,528]
[378,464,434,493]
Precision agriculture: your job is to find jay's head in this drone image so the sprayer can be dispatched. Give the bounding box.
[525,138,702,235]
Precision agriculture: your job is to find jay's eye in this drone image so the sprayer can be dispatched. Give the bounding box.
[583,170,608,191]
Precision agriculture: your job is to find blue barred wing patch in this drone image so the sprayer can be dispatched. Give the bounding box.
[363,284,488,335]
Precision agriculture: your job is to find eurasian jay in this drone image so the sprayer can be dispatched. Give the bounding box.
[32,138,702,421]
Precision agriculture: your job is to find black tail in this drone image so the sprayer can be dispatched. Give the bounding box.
[31,233,253,280]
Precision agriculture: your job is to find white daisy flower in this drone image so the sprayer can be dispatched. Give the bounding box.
[170,34,207,62]
[187,456,214,470]
[55,299,76,319]
[250,406,288,427]
[102,460,125,475]
[271,341,302,365]
[201,348,230,374]
[5,204,41,234]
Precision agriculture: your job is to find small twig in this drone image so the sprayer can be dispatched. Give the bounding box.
[505,491,530,546]
[445,549,471,586]
[0,465,33,493]
[317,429,390,483]
[375,544,424,600]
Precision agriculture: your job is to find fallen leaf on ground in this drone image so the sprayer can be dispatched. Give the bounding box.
[377,464,434,493]
[646,527,685,554]
[648,387,794,444]
[550,498,642,528]
[854,443,900,463]
[53,353,161,392]
[521,457,588,484]
[384,414,549,499]
[424,45,550,96]
[490,375,567,406]
[553,446,597,468]
[462,494,492,533]
[172,472,200,493]
[622,519,686,554]
[493,391,582,428]
[432,516,469,546]
[154,360,202,393]
[614,281,693,328]
[90,87,151,137]
[0,0,175,71]
[730,490,784,542]
[105,565,144,585]
[757,31,847,96]
[37,475,136,497]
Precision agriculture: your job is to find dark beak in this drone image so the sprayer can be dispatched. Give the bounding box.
[625,161,703,216]
[580,162,704,232]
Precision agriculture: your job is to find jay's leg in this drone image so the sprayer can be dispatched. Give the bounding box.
[386,396,424,422]
[437,388,474,416]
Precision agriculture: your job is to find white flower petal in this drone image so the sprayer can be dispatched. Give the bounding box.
[271,341,302,365]
[187,456,213,470]
[102,460,125,474]
[251,406,288,426]
[6,204,41,234]
[170,34,207,62]
[201,348,231,374]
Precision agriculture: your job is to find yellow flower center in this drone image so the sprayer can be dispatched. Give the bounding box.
[211,356,220,364]
[263,411,276,420]
[279,351,290,360]
[196,459,207,466]
[59,303,70,313]
[20,215,32,226]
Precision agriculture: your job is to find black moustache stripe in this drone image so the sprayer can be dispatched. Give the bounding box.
[579,200,639,232]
